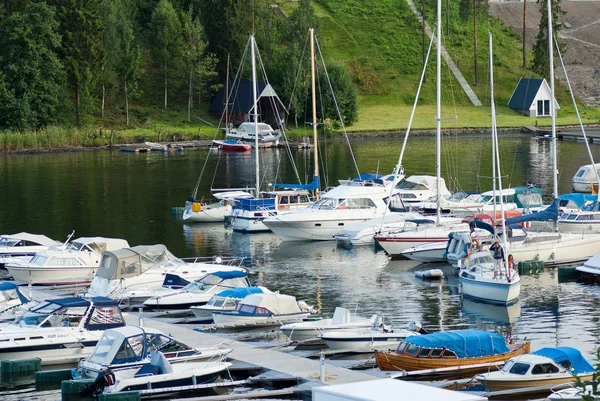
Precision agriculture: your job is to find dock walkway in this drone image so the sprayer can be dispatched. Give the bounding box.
[138,316,379,386]
[521,126,600,141]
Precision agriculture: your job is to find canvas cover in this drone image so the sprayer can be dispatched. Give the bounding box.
[239,293,300,314]
[505,199,559,225]
[2,232,61,246]
[96,245,178,280]
[0,281,29,304]
[402,330,510,358]
[533,347,594,374]
[73,237,129,252]
[89,326,166,366]
[272,176,319,190]
[214,287,265,299]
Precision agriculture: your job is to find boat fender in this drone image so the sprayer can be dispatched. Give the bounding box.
[191,202,202,213]
[93,368,115,392]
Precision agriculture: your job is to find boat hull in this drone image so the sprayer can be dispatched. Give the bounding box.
[509,233,600,266]
[212,312,310,328]
[183,205,231,223]
[7,265,97,285]
[459,276,521,306]
[375,237,449,258]
[402,244,447,263]
[481,373,593,392]
[321,335,406,352]
[265,217,376,241]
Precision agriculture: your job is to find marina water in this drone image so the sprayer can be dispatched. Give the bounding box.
[1,133,600,359]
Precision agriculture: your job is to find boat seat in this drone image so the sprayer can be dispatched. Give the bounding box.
[135,351,173,377]
[331,307,350,324]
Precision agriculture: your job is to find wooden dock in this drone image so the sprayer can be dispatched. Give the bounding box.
[521,126,600,142]
[135,315,380,386]
[119,140,213,153]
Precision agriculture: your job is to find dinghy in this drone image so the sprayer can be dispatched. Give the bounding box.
[414,269,443,280]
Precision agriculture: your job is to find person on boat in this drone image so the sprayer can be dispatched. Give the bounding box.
[507,254,515,270]
[490,241,505,275]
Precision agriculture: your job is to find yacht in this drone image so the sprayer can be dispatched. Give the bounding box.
[571,163,600,192]
[280,307,374,342]
[557,201,600,233]
[0,232,62,271]
[190,286,270,321]
[226,122,281,148]
[142,270,250,310]
[0,296,125,365]
[395,175,450,205]
[86,244,245,304]
[183,191,253,223]
[6,237,129,285]
[263,174,407,241]
[78,326,231,379]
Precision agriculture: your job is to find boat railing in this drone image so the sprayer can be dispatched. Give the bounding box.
[180,256,246,267]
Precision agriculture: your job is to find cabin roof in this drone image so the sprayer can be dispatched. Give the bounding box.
[215,286,265,299]
[533,347,594,374]
[2,232,61,246]
[402,329,511,358]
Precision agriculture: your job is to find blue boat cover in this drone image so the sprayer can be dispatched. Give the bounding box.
[51,296,117,308]
[272,176,318,190]
[236,198,275,211]
[533,347,594,374]
[559,193,596,208]
[469,219,495,235]
[0,281,29,303]
[162,273,190,288]
[505,199,559,226]
[353,173,382,182]
[402,330,510,358]
[216,287,264,299]
[210,270,247,279]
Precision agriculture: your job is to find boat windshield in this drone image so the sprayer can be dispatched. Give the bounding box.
[66,242,85,251]
[582,202,600,212]
[470,254,494,265]
[183,275,248,294]
[397,181,428,190]
[310,197,341,210]
[0,238,20,248]
[88,331,119,364]
[146,258,186,272]
[447,192,470,202]
[0,288,22,309]
[501,360,515,372]
[14,301,87,328]
[30,254,49,266]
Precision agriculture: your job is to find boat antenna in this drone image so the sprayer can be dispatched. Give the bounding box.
[64,230,75,249]
[310,28,320,200]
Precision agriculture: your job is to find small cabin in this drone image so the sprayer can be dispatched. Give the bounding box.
[507,77,559,118]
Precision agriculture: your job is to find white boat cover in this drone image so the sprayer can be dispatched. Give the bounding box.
[239,293,301,314]
[2,233,61,246]
[95,245,178,280]
[70,237,129,252]
[213,191,253,200]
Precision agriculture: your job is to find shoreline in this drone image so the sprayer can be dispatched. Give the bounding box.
[2,124,599,155]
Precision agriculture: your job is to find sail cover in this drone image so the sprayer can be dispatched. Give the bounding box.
[505,199,559,226]
[272,176,318,190]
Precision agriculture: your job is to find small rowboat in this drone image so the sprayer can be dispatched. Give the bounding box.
[212,139,251,152]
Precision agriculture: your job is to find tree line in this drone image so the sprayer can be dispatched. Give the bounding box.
[0,0,358,132]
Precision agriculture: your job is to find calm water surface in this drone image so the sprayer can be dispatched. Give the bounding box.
[1,133,600,358]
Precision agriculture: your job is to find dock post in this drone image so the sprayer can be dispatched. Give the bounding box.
[320,351,325,383]
[110,130,114,149]
[138,308,144,327]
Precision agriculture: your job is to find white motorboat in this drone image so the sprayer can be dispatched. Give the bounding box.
[0,282,35,323]
[86,244,246,304]
[576,251,600,279]
[226,122,281,148]
[557,202,600,233]
[212,293,313,329]
[0,232,62,271]
[183,191,253,223]
[280,307,374,342]
[395,175,451,205]
[78,326,231,379]
[263,175,407,241]
[229,189,312,233]
[476,347,594,392]
[402,229,492,263]
[571,163,600,193]
[6,237,129,285]
[0,296,125,365]
[334,213,423,247]
[100,351,231,394]
[190,286,270,321]
[143,269,250,310]
[459,250,520,305]
[319,318,424,353]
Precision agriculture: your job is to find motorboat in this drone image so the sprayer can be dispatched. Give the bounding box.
[0,282,35,323]
[319,318,424,353]
[211,139,251,152]
[86,244,246,304]
[401,229,491,263]
[78,326,231,379]
[226,122,281,148]
[557,201,600,233]
[143,270,250,310]
[183,191,253,223]
[262,174,408,241]
[229,189,312,233]
[547,385,600,400]
[459,250,521,305]
[475,347,594,392]
[190,286,270,321]
[99,351,231,394]
[212,293,314,329]
[6,237,129,285]
[0,232,62,271]
[334,213,423,248]
[280,307,374,342]
[576,251,600,280]
[395,175,451,205]
[0,296,125,365]
[374,330,531,378]
[571,163,600,192]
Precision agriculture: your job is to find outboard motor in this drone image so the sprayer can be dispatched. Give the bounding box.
[444,232,472,262]
[408,320,430,334]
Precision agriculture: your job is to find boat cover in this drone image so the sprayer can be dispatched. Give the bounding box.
[401,330,510,358]
[558,193,596,208]
[469,219,495,235]
[505,199,559,225]
[235,198,276,211]
[51,296,118,308]
[215,287,265,299]
[239,293,301,314]
[1,232,60,246]
[96,245,178,280]
[0,281,29,303]
[272,176,318,190]
[533,347,594,374]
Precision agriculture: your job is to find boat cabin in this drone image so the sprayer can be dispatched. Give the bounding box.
[396,175,451,203]
[0,233,60,249]
[488,347,593,378]
[571,163,600,193]
[234,190,311,212]
[28,237,130,268]
[205,287,266,310]
[233,293,303,316]
[13,297,124,331]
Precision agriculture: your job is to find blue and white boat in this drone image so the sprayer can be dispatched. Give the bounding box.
[190,286,270,321]
[78,326,231,379]
[143,269,250,310]
[0,296,125,365]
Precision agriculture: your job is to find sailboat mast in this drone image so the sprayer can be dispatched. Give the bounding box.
[548,0,558,200]
[435,0,441,226]
[490,32,508,249]
[225,54,230,133]
[251,35,260,197]
[310,28,320,201]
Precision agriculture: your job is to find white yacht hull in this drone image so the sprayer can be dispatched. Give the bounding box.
[212,312,310,328]
[8,265,97,285]
[265,216,376,241]
[401,243,447,263]
[280,321,372,342]
[376,237,449,258]
[183,204,231,223]
[557,220,600,234]
[320,331,411,352]
[190,305,234,320]
[509,233,600,266]
[460,276,521,305]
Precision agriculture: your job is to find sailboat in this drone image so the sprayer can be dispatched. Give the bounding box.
[459,33,520,306]
[228,34,314,233]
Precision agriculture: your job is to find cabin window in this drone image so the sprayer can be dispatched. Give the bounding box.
[567,214,578,220]
[575,169,586,178]
[159,339,188,353]
[442,349,457,358]
[345,198,376,209]
[299,195,309,203]
[419,348,432,357]
[147,334,173,353]
[30,255,48,266]
[49,257,83,266]
[224,299,237,308]
[127,335,145,357]
[279,196,289,205]
[509,363,530,375]
[400,194,417,199]
[238,304,255,313]
[212,298,225,307]
[532,363,560,374]
[290,196,299,204]
[396,343,407,353]
[89,306,125,326]
[255,307,270,314]
[502,360,515,372]
[398,181,428,191]
[430,349,443,357]
[577,215,592,221]
[115,341,136,360]
[404,343,420,356]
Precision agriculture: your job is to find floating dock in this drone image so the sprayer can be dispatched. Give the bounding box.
[521,126,600,141]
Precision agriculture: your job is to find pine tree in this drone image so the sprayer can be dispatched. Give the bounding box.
[531,0,566,79]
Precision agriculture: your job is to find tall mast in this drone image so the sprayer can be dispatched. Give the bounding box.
[251,35,260,197]
[225,54,230,133]
[435,0,441,226]
[310,28,320,200]
[548,0,558,200]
